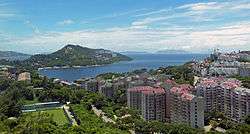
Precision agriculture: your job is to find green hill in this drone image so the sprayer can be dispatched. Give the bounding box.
[0,51,30,61]
[26,44,132,67]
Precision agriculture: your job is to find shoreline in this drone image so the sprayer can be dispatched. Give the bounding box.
[37,59,134,71]
[38,64,103,71]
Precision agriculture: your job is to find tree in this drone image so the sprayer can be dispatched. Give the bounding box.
[245,115,250,124]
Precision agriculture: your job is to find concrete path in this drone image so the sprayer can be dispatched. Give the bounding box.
[91,105,135,134]
[63,105,78,126]
[91,105,115,124]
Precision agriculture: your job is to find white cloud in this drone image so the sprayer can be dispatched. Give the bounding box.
[177,2,222,11]
[4,21,250,54]
[231,3,250,10]
[131,16,170,26]
[131,0,250,28]
[133,9,170,17]
[0,1,16,19]
[1,0,250,54]
[80,8,148,25]
[178,1,250,11]
[57,19,75,26]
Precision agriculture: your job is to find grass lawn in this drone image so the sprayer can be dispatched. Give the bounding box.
[71,104,129,134]
[29,108,68,125]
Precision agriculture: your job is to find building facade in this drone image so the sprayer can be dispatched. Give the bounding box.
[169,85,204,128]
[127,86,166,122]
[196,77,250,123]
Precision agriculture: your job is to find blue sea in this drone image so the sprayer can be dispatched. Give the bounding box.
[39,54,208,81]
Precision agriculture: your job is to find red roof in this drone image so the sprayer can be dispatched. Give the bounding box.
[200,79,218,87]
[170,84,193,94]
[198,77,241,89]
[165,79,177,85]
[170,84,195,101]
[221,81,239,89]
[181,93,195,101]
[128,86,165,94]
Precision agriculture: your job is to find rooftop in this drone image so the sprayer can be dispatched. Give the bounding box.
[197,77,241,89]
[235,87,250,94]
[170,84,195,101]
[164,79,177,85]
[128,86,165,94]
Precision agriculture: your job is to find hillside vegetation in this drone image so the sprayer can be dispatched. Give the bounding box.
[25,44,132,67]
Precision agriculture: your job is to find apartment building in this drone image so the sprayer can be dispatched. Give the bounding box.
[170,84,204,128]
[160,79,177,122]
[196,77,250,123]
[141,87,166,122]
[99,82,114,98]
[127,86,166,122]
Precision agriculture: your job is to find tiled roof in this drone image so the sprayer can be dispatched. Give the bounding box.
[181,93,195,101]
[198,77,241,88]
[221,81,239,89]
[128,86,165,94]
[170,84,195,101]
[165,79,176,84]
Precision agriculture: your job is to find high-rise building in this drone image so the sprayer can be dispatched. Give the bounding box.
[170,84,204,128]
[127,86,166,121]
[196,77,250,123]
[160,79,177,122]
[141,87,166,122]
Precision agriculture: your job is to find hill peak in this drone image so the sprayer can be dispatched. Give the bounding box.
[26,44,132,67]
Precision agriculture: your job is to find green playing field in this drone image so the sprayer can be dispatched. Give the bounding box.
[30,108,68,125]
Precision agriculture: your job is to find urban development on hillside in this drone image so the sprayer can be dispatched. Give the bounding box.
[0,0,250,134]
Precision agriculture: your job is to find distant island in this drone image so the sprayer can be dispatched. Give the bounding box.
[0,51,31,61]
[25,44,132,68]
[120,51,151,55]
[156,49,191,54]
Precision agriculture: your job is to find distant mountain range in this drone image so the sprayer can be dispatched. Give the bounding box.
[120,51,151,55]
[120,50,193,55]
[156,49,191,54]
[25,44,132,67]
[0,51,31,61]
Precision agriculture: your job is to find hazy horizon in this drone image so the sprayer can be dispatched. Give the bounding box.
[1,0,250,54]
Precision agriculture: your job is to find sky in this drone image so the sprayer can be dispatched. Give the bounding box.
[0,0,250,54]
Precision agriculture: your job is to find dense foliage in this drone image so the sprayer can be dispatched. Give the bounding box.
[151,62,195,85]
[1,62,250,133]
[0,51,30,61]
[234,75,250,88]
[25,45,132,68]
[97,72,125,80]
[0,45,132,70]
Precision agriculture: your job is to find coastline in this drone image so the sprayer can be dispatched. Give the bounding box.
[38,58,133,71]
[38,54,208,82]
[38,64,103,71]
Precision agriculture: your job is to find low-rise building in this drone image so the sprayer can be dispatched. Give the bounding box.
[239,63,250,77]
[209,66,239,76]
[99,82,114,98]
[18,72,31,82]
[85,79,99,92]
[128,80,144,88]
[75,78,99,92]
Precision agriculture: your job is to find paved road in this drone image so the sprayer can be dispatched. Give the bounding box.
[91,105,115,124]
[91,105,135,134]
[63,105,78,126]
